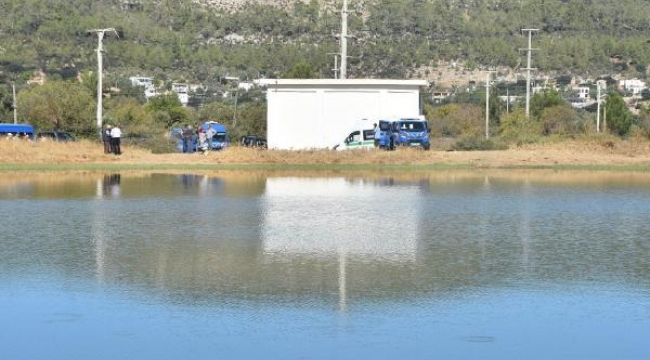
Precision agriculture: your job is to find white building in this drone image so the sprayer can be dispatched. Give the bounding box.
[129,77,157,99]
[129,76,153,88]
[266,79,428,150]
[171,83,189,106]
[576,86,590,99]
[619,79,647,96]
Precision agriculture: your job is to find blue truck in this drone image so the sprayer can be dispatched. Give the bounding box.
[376,117,430,150]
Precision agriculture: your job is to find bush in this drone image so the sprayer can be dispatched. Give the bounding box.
[499,108,542,145]
[451,135,508,151]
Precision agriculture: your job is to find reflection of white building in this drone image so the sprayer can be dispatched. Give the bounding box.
[172,83,189,106]
[262,178,420,261]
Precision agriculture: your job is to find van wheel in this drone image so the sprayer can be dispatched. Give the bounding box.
[423,145,430,151]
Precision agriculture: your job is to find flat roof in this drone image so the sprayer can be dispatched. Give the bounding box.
[266,79,429,87]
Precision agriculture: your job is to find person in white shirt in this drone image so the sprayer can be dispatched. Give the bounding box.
[110,125,122,155]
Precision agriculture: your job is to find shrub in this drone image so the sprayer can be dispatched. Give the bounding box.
[451,135,508,151]
[499,108,542,145]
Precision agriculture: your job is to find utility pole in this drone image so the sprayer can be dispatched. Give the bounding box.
[340,0,349,79]
[596,80,606,133]
[12,81,17,124]
[88,28,118,140]
[485,71,495,139]
[520,29,538,118]
[328,53,340,79]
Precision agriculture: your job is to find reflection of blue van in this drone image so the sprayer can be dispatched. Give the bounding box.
[0,123,35,139]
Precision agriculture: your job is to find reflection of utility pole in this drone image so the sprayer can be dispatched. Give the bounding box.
[520,29,538,118]
[88,28,118,140]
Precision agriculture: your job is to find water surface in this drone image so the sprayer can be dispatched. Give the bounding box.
[1,171,649,360]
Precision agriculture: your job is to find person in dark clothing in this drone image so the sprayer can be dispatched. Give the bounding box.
[103,125,113,154]
[182,125,194,153]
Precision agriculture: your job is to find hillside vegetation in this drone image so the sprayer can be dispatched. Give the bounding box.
[3,0,650,150]
[3,0,650,85]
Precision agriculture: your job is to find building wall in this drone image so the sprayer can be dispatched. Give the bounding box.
[266,79,427,149]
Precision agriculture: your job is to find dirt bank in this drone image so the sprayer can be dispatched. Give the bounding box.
[1,137,649,169]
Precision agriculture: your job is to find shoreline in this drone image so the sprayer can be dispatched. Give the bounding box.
[1,138,650,173]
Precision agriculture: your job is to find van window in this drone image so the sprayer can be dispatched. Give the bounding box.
[379,121,391,131]
[398,121,426,132]
[363,130,375,140]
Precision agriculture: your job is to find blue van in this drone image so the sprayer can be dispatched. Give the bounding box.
[172,121,229,152]
[0,123,35,139]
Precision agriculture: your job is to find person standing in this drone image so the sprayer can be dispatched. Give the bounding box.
[103,125,113,154]
[373,123,380,147]
[198,127,208,154]
[182,125,194,153]
[110,124,122,155]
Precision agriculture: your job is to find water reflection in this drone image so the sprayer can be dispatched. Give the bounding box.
[1,171,650,359]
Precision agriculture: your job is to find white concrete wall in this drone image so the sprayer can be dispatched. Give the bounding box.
[267,79,427,149]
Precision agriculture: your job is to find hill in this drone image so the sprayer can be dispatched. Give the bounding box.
[3,0,650,109]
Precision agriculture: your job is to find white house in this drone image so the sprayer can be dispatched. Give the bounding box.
[129,76,153,88]
[619,79,647,96]
[171,83,189,106]
[266,79,428,150]
[576,86,590,99]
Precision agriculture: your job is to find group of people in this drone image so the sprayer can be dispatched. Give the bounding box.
[180,124,216,154]
[2,132,32,141]
[102,124,122,155]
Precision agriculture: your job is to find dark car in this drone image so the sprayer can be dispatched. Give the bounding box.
[37,131,77,142]
[240,135,267,148]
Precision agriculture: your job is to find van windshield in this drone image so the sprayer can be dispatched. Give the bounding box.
[398,121,426,132]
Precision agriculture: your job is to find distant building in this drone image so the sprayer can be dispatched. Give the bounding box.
[619,79,647,96]
[172,83,189,106]
[266,79,427,150]
[130,77,156,99]
[576,86,590,99]
[130,76,152,88]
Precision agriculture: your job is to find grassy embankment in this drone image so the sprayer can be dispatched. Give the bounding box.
[1,136,650,173]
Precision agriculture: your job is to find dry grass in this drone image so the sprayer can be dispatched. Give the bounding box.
[2,137,650,170]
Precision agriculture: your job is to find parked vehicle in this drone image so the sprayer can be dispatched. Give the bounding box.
[240,135,267,148]
[391,117,430,150]
[172,121,229,152]
[0,123,34,139]
[333,119,377,151]
[201,121,229,150]
[37,131,77,142]
[375,119,395,150]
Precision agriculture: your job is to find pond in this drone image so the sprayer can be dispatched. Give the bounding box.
[1,171,649,360]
